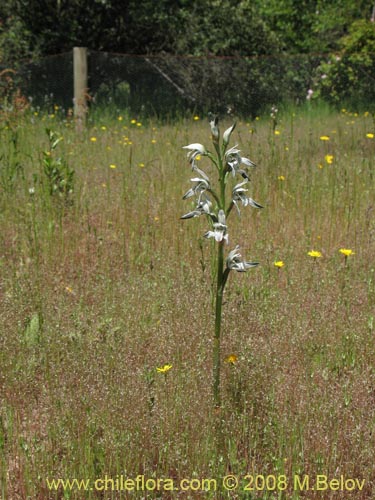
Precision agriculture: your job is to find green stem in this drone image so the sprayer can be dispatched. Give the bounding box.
[213,144,226,408]
[226,201,234,219]
[213,240,225,407]
[208,188,221,207]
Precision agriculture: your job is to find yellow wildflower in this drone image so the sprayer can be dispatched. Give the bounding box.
[131,119,137,124]
[193,115,200,121]
[274,130,281,135]
[366,133,374,139]
[308,250,322,258]
[339,248,354,257]
[320,135,330,141]
[90,137,97,142]
[225,354,238,364]
[156,364,172,374]
[278,175,285,181]
[274,261,285,268]
[325,154,334,164]
[109,164,117,169]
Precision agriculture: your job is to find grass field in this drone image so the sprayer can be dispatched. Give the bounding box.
[1,105,375,499]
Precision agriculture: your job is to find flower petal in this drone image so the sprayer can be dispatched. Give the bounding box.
[247,198,264,209]
[223,123,236,146]
[182,143,207,154]
[241,157,256,167]
[181,210,201,219]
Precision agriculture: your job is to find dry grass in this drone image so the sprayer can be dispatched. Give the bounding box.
[0,106,375,499]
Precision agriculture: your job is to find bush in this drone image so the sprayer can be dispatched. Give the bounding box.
[315,20,375,109]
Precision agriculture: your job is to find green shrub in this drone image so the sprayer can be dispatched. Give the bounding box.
[315,20,375,109]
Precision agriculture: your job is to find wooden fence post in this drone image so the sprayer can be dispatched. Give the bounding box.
[73,47,88,131]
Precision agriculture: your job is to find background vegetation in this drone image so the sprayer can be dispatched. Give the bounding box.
[1,0,375,113]
[0,103,374,498]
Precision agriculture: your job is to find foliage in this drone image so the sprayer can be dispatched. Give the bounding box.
[1,0,375,111]
[314,20,375,107]
[0,0,373,63]
[0,0,35,65]
[41,128,74,202]
[254,0,372,53]
[2,0,280,59]
[172,0,281,56]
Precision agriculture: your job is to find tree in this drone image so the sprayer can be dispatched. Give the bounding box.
[254,0,371,53]
[315,19,375,107]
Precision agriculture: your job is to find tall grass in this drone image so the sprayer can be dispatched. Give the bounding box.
[0,105,375,499]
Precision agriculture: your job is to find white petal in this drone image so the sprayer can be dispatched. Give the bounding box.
[182,143,207,154]
[218,209,226,225]
[193,166,210,181]
[248,198,264,209]
[241,157,256,167]
[244,261,259,268]
[223,123,236,145]
[233,180,248,190]
[226,145,239,155]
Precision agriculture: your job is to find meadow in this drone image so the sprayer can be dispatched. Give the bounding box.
[0,105,375,499]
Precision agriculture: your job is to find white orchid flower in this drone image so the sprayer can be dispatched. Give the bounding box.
[225,145,256,179]
[183,143,207,169]
[226,245,259,272]
[183,177,210,200]
[182,167,211,200]
[181,195,213,219]
[209,115,219,141]
[232,180,263,215]
[204,209,229,244]
[223,123,236,147]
